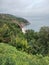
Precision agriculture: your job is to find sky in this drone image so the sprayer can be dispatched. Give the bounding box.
[0,0,49,31]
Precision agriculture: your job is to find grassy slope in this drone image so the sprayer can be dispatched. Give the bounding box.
[0,43,49,65]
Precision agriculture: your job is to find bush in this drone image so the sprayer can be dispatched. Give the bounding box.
[0,43,49,65]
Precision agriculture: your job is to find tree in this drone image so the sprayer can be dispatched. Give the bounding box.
[15,37,28,51]
[38,26,49,55]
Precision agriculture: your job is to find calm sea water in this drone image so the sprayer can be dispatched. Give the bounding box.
[24,18,49,31]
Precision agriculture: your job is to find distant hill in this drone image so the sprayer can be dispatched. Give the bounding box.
[0,14,29,28]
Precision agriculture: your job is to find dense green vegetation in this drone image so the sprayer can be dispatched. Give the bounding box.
[25,28,49,56]
[0,43,49,65]
[0,14,49,65]
[0,14,29,25]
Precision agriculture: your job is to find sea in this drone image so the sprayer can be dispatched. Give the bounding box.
[24,17,49,31]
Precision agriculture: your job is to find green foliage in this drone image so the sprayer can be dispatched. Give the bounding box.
[0,43,49,65]
[0,14,29,26]
[0,14,49,56]
[0,21,21,42]
[38,26,49,55]
[15,37,28,51]
[24,27,49,55]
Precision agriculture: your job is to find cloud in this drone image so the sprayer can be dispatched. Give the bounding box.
[0,0,49,17]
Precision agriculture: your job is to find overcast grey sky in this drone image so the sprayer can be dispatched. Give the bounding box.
[0,0,49,31]
[0,0,49,16]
